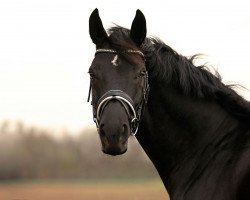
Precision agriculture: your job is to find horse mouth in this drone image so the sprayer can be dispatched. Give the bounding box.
[101,140,128,156]
[102,147,127,156]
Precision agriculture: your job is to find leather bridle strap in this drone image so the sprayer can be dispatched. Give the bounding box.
[94,90,138,135]
[88,48,149,136]
[95,49,145,61]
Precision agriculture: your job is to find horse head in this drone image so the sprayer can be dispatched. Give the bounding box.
[88,9,149,156]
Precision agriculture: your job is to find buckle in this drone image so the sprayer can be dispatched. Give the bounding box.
[131,118,139,136]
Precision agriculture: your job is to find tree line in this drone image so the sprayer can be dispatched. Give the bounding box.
[0,121,157,180]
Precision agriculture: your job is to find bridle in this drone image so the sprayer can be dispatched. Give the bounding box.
[87,49,150,136]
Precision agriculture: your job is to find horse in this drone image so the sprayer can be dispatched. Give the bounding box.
[87,8,250,200]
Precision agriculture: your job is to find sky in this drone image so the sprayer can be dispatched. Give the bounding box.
[0,0,249,132]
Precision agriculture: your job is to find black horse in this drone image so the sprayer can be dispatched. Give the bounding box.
[88,9,250,200]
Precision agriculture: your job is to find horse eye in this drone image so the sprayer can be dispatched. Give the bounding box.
[88,71,96,79]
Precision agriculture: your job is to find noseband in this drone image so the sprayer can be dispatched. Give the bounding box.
[87,49,150,136]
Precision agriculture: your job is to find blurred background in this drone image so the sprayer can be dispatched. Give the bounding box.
[0,0,249,199]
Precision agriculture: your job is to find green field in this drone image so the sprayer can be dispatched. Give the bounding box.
[0,179,169,200]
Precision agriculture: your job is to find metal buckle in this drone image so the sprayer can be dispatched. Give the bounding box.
[93,118,99,129]
[131,117,139,136]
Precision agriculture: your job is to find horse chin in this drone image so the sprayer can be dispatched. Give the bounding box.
[101,141,128,156]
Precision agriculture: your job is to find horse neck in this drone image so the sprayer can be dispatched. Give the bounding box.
[136,81,243,196]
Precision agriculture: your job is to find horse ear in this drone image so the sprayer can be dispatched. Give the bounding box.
[89,8,108,45]
[130,10,147,46]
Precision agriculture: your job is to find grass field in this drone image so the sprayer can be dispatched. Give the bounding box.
[0,179,169,200]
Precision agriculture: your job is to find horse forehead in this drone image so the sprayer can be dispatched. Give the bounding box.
[93,53,121,66]
[111,55,119,66]
[92,53,140,74]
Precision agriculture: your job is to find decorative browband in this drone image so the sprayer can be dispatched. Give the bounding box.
[95,49,145,60]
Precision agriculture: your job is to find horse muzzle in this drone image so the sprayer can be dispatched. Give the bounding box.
[98,100,130,155]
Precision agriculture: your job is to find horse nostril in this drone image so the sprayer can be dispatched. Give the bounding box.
[122,124,128,135]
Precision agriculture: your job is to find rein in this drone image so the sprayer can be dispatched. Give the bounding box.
[87,49,149,136]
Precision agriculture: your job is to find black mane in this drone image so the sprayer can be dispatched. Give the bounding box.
[107,26,250,123]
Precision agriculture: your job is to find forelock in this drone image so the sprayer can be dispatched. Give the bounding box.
[106,26,144,65]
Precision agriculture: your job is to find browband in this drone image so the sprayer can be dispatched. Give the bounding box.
[95,49,145,60]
